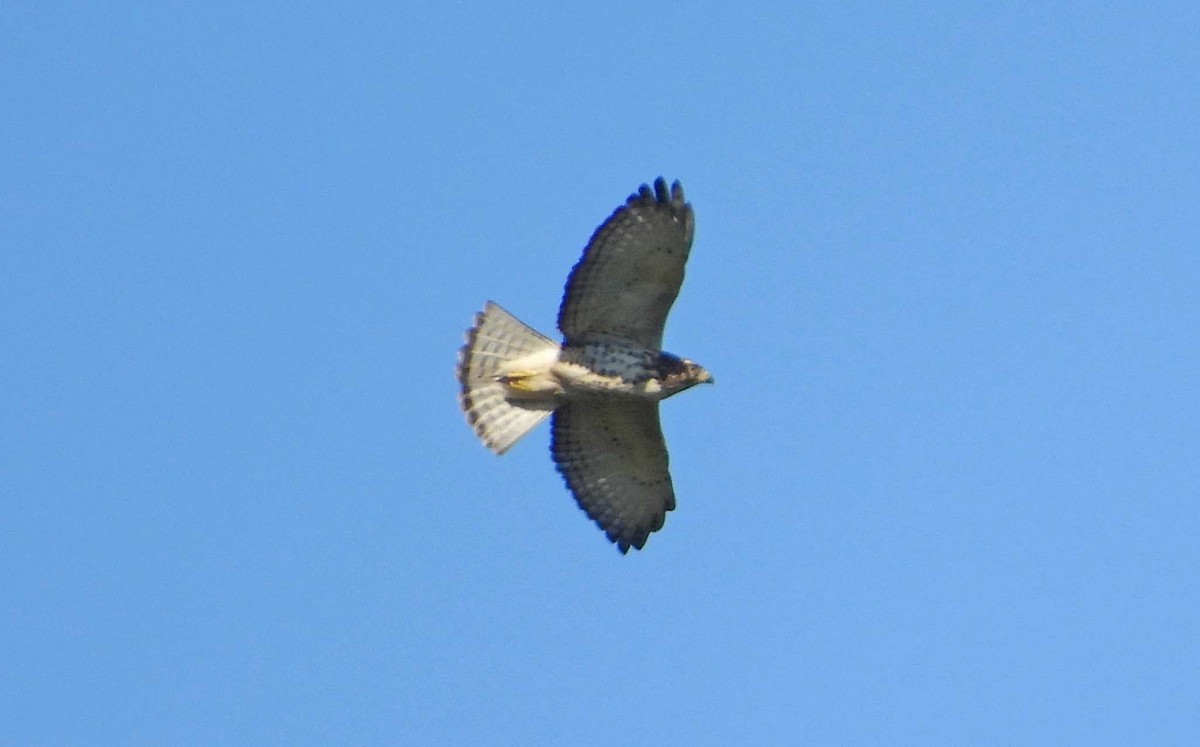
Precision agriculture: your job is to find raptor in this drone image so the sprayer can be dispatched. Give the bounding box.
[456,178,712,553]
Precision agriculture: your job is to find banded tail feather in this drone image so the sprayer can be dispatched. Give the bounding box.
[456,302,560,454]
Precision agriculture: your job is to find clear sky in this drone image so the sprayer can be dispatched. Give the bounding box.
[3,3,1199,744]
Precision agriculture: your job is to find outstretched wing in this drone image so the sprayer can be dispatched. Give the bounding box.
[557,178,694,349]
[550,400,676,553]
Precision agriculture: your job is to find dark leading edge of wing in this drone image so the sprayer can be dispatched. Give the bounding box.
[557,178,695,350]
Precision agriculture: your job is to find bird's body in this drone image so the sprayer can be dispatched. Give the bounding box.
[456,178,711,553]
[548,341,705,399]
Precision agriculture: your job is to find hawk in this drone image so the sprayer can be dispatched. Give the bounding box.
[456,178,712,553]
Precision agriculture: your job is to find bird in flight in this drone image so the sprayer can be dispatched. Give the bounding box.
[456,178,712,553]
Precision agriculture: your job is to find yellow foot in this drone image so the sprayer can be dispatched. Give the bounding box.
[498,371,539,392]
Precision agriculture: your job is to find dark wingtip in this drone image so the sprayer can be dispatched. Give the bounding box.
[630,177,687,210]
[601,519,650,555]
[653,176,669,202]
[611,528,650,554]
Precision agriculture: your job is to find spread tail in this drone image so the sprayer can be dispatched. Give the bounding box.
[456,302,559,454]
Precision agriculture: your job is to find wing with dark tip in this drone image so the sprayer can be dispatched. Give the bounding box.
[550,400,676,553]
[557,178,694,349]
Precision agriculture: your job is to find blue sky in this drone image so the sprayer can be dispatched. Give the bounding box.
[3,3,1199,743]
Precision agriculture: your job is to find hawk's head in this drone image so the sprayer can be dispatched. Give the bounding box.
[655,352,714,397]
